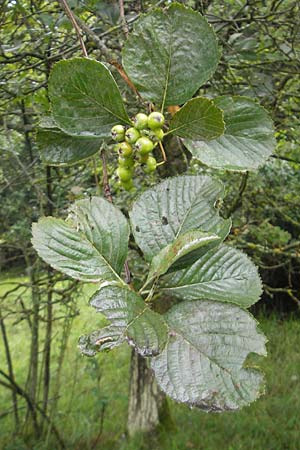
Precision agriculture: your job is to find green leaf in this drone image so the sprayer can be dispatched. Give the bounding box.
[169,97,224,140]
[32,197,129,282]
[151,300,267,411]
[184,96,276,171]
[130,175,231,261]
[147,230,219,283]
[89,284,168,357]
[49,58,131,138]
[69,197,129,274]
[161,244,262,308]
[122,4,219,108]
[37,127,101,165]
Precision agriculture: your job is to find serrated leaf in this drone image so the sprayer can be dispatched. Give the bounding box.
[122,4,219,108]
[79,326,122,357]
[69,197,129,274]
[129,175,231,262]
[37,127,101,165]
[184,96,276,171]
[169,97,224,140]
[161,244,262,307]
[151,300,267,411]
[147,230,219,283]
[32,197,129,282]
[90,284,168,357]
[49,58,130,138]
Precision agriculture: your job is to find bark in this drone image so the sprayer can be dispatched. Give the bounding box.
[127,350,171,437]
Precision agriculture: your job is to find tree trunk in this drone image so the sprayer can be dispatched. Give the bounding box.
[127,350,171,437]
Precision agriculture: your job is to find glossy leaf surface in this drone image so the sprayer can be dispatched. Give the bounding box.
[151,300,267,411]
[37,127,101,165]
[122,4,219,107]
[184,96,275,171]
[49,58,130,137]
[169,97,224,140]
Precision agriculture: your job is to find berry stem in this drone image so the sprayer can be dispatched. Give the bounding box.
[158,141,167,162]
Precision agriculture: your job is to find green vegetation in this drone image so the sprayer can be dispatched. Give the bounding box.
[1,0,300,448]
[1,275,299,450]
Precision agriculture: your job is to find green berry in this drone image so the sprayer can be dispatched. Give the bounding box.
[148,112,165,130]
[116,166,133,182]
[125,127,140,144]
[135,137,154,155]
[153,128,164,141]
[133,113,148,130]
[139,153,150,164]
[120,179,134,191]
[140,129,150,137]
[118,156,135,168]
[111,125,125,142]
[117,141,133,157]
[145,156,157,172]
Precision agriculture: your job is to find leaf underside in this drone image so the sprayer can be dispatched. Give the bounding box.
[151,300,267,411]
[130,175,231,262]
[31,197,129,282]
[161,244,262,308]
[89,284,168,357]
[147,230,219,283]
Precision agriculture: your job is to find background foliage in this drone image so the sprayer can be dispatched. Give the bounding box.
[1,0,299,449]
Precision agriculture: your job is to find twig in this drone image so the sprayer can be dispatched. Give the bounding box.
[100,149,113,203]
[0,371,65,449]
[225,172,249,218]
[158,141,167,162]
[57,0,88,57]
[119,0,129,38]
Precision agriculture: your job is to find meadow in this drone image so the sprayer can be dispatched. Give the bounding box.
[1,274,299,450]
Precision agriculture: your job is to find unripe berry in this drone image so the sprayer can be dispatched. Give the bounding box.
[148,112,165,130]
[116,166,133,182]
[139,153,150,164]
[133,113,148,130]
[118,156,134,168]
[153,128,164,141]
[111,124,125,142]
[120,179,134,191]
[125,127,140,144]
[135,137,154,155]
[145,156,157,172]
[117,141,133,157]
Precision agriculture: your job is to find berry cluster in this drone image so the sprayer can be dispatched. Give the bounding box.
[111,112,165,190]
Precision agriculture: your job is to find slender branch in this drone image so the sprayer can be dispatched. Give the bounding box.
[100,149,113,203]
[225,172,249,218]
[119,0,129,38]
[0,371,65,449]
[58,0,88,57]
[0,312,19,430]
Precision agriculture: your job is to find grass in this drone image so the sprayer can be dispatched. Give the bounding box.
[1,274,300,450]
